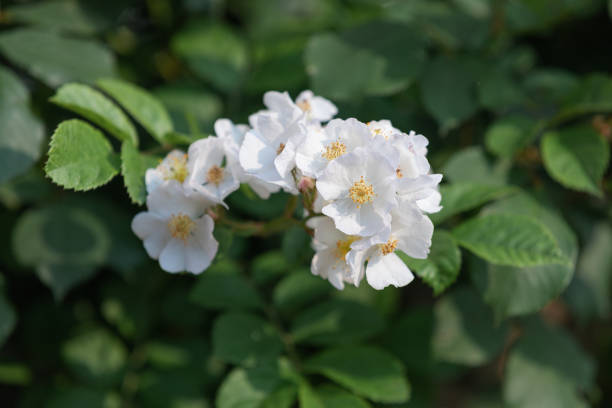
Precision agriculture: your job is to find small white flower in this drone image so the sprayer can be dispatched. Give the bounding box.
[392,131,431,179]
[367,120,400,140]
[398,173,443,214]
[131,183,218,274]
[295,118,371,178]
[187,136,240,206]
[317,147,398,236]
[308,216,366,290]
[145,150,190,193]
[215,118,281,199]
[295,90,337,123]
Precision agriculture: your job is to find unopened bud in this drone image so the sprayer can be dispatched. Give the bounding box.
[298,176,315,193]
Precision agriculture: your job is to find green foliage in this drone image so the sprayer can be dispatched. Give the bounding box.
[120,141,159,205]
[190,267,263,310]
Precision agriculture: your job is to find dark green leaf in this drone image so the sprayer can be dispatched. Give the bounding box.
[316,384,371,408]
[47,387,120,408]
[0,289,16,348]
[190,272,263,310]
[273,270,332,315]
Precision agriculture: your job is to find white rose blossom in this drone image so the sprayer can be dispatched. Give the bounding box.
[295,90,338,123]
[145,149,190,194]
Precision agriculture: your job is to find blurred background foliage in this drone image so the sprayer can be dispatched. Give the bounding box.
[0,0,612,407]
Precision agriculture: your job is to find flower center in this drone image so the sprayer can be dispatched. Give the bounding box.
[161,154,188,183]
[380,238,398,256]
[349,176,374,207]
[321,140,347,161]
[297,99,311,112]
[335,236,358,260]
[396,167,403,178]
[207,165,224,185]
[168,213,195,243]
[276,143,285,155]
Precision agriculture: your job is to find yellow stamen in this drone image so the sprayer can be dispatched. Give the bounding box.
[335,236,359,260]
[168,213,195,243]
[349,176,374,207]
[321,140,347,161]
[380,239,398,256]
[396,167,403,178]
[297,99,311,112]
[276,143,285,155]
[207,165,224,185]
[160,153,188,183]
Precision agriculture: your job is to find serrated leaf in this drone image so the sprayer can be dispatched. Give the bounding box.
[504,319,595,408]
[291,299,384,345]
[50,83,138,146]
[212,312,284,366]
[304,346,410,404]
[431,183,517,225]
[120,142,158,205]
[0,66,44,184]
[62,327,127,387]
[190,272,263,311]
[0,28,115,88]
[97,78,173,143]
[432,287,508,366]
[399,230,462,295]
[541,125,609,197]
[453,213,568,267]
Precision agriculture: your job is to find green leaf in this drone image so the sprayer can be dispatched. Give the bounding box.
[484,115,538,158]
[97,78,173,143]
[304,346,410,404]
[45,119,120,191]
[421,55,480,131]
[316,385,371,408]
[50,83,138,146]
[305,21,427,101]
[12,203,111,300]
[190,272,263,310]
[252,251,290,284]
[400,230,462,295]
[120,142,158,205]
[138,370,210,408]
[430,183,517,225]
[553,73,612,123]
[471,194,578,319]
[541,125,609,197]
[282,226,312,265]
[298,382,325,408]
[503,319,595,408]
[291,299,384,345]
[171,21,248,92]
[432,287,508,366]
[62,327,127,387]
[212,312,284,366]
[442,147,507,185]
[0,28,115,88]
[477,68,524,112]
[273,271,332,315]
[0,290,17,348]
[47,387,120,408]
[0,66,44,184]
[0,363,31,386]
[453,213,568,267]
[216,360,295,408]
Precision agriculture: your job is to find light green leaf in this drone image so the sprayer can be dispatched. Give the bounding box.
[541,125,609,197]
[484,115,537,158]
[421,56,481,131]
[0,290,17,348]
[453,213,568,267]
[471,194,578,319]
[432,287,508,366]
[503,319,595,408]
[50,83,138,145]
[0,28,115,87]
[45,119,120,191]
[316,385,371,408]
[97,78,173,143]
[431,183,517,225]
[400,230,462,295]
[0,66,44,183]
[212,312,284,366]
[190,272,263,310]
[62,327,127,387]
[305,22,427,101]
[442,146,508,185]
[120,142,158,205]
[273,271,332,315]
[291,299,384,345]
[304,346,410,404]
[298,382,325,408]
[171,21,247,92]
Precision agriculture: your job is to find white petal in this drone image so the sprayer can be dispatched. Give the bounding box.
[159,239,187,273]
[184,215,218,274]
[312,249,345,290]
[417,190,442,214]
[366,252,414,290]
[147,182,211,218]
[239,130,275,172]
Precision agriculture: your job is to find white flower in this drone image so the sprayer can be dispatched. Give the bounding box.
[348,203,433,289]
[308,216,366,290]
[187,136,239,206]
[131,183,218,274]
[317,147,398,236]
[295,90,337,123]
[145,150,190,193]
[295,118,371,178]
[392,131,431,179]
[398,173,443,214]
[215,118,281,199]
[367,120,400,140]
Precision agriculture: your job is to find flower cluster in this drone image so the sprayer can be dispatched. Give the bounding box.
[132,90,442,290]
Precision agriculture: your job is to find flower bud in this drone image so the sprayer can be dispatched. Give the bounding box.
[298,176,316,193]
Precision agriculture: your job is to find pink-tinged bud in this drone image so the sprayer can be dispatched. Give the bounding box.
[298,176,315,193]
[206,208,219,220]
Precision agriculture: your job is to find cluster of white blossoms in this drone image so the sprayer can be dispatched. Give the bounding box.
[132,90,442,290]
